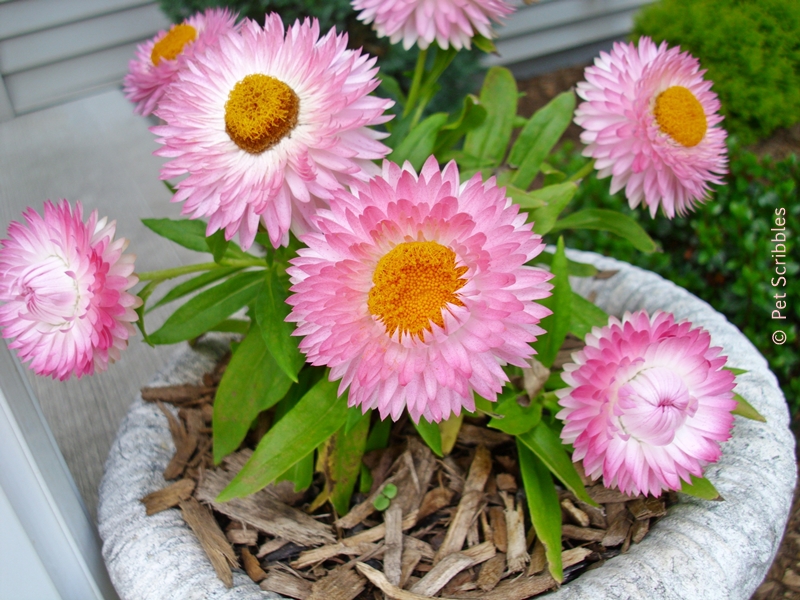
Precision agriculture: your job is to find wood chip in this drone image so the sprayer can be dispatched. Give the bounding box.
[502,492,529,573]
[226,528,258,546]
[496,473,517,493]
[158,402,198,480]
[410,542,495,597]
[456,423,514,448]
[476,552,506,591]
[488,506,507,553]
[561,497,590,527]
[336,473,406,530]
[140,478,195,515]
[523,358,550,400]
[628,497,667,520]
[455,573,557,600]
[357,562,458,600]
[383,505,403,586]
[631,518,649,544]
[576,499,607,529]
[179,498,237,587]
[241,547,267,583]
[196,468,335,546]
[562,524,606,542]
[602,512,632,547]
[562,546,593,568]
[260,569,312,599]
[527,538,546,575]
[307,566,366,600]
[594,269,619,280]
[435,446,492,563]
[399,545,424,589]
[418,487,455,520]
[142,384,217,404]
[257,538,288,558]
[586,484,639,504]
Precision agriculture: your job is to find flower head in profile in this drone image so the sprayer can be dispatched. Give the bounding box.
[574,37,727,218]
[0,201,141,380]
[352,0,514,50]
[123,8,238,116]
[557,310,737,497]
[287,156,553,423]
[153,15,393,250]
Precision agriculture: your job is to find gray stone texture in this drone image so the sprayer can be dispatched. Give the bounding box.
[98,250,795,599]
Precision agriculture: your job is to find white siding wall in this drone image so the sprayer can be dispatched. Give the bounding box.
[0,0,170,120]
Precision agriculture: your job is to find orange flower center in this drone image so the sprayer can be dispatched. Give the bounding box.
[367,241,468,341]
[150,24,197,66]
[224,74,300,154]
[653,85,707,147]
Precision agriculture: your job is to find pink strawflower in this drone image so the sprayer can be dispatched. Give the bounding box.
[123,8,239,116]
[574,37,728,218]
[153,15,393,250]
[352,0,514,50]
[557,310,737,497]
[0,201,141,381]
[287,156,553,423]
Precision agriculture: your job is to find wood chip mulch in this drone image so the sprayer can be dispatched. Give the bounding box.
[139,353,678,599]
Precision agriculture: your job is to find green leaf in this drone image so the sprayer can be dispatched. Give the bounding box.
[327,415,371,516]
[277,450,314,492]
[550,209,658,253]
[439,413,464,456]
[149,270,263,345]
[724,367,748,375]
[505,184,547,210]
[518,421,596,506]
[488,388,542,435]
[206,229,230,263]
[148,267,242,312]
[373,495,390,511]
[207,319,250,335]
[345,407,367,435]
[517,440,563,582]
[365,416,392,452]
[526,182,578,235]
[255,268,304,383]
[413,418,443,457]
[463,66,518,167]
[680,474,722,500]
[509,91,576,189]
[163,180,177,195]
[218,375,348,501]
[530,250,598,277]
[434,94,487,158]
[391,112,449,171]
[733,392,767,422]
[212,324,293,462]
[383,483,398,499]
[569,292,609,340]
[532,237,571,368]
[472,34,497,54]
[377,72,406,106]
[142,218,209,253]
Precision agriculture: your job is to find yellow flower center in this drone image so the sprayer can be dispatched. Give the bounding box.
[224,74,300,154]
[653,85,707,147]
[367,241,468,341]
[151,24,197,66]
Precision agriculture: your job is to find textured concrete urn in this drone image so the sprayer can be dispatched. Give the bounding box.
[98,250,796,600]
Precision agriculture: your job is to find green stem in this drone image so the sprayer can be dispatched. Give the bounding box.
[403,48,428,119]
[137,258,264,282]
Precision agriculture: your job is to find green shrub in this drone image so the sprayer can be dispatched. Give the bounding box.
[555,141,800,412]
[632,0,800,144]
[157,0,485,117]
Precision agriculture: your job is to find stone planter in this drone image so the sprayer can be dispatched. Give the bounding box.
[98,250,796,600]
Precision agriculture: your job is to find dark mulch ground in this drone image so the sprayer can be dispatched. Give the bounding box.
[516,64,800,599]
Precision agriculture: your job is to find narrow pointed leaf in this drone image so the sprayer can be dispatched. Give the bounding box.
[550,208,657,253]
[518,420,596,506]
[206,229,230,263]
[218,376,348,501]
[413,418,443,457]
[277,450,314,492]
[733,392,766,422]
[148,267,242,312]
[345,406,367,435]
[142,218,209,253]
[213,324,293,462]
[463,66,517,166]
[532,237,571,368]
[149,270,263,345]
[255,268,304,383]
[517,440,563,582]
[569,292,609,340]
[530,250,598,277]
[725,367,748,375]
[328,416,371,516]
[509,91,576,189]
[391,112,448,171]
[434,94,486,157]
[439,413,464,456]
[488,389,542,435]
[680,474,722,500]
[526,182,578,235]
